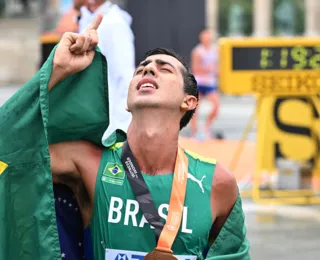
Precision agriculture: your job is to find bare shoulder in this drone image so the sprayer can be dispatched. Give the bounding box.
[211,163,238,217]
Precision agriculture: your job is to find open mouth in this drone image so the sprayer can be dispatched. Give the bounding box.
[139,83,156,90]
[137,79,159,90]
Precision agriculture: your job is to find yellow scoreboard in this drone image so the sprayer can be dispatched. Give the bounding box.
[219,38,320,96]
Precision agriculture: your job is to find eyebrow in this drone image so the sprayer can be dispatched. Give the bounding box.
[138,59,176,70]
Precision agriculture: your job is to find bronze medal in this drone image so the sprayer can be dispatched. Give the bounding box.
[144,249,178,260]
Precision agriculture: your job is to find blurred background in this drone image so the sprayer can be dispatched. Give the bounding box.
[1,0,320,259]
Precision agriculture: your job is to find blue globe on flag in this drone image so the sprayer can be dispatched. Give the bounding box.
[112,167,119,174]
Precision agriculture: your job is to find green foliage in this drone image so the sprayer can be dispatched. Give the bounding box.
[218,0,305,36]
[272,0,305,35]
[218,0,253,37]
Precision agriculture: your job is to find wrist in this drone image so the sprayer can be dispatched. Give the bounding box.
[53,62,70,79]
[48,63,69,91]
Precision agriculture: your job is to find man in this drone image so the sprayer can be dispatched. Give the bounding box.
[46,14,250,259]
[190,29,220,140]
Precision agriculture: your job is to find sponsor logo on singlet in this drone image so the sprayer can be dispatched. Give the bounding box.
[108,196,193,234]
[106,248,197,260]
[187,173,206,193]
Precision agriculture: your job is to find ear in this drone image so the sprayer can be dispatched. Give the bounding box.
[181,95,198,112]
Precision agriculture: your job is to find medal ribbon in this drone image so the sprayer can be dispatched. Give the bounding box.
[121,141,188,253]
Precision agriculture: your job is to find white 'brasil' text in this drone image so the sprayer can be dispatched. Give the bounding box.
[108,196,193,234]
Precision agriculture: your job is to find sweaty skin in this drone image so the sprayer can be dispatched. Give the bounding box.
[48,14,238,240]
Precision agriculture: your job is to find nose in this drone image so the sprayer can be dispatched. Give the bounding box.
[143,62,157,77]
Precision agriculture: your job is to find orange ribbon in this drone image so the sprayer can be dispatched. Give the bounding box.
[155,147,189,253]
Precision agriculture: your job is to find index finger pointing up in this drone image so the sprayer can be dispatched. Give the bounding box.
[86,13,103,31]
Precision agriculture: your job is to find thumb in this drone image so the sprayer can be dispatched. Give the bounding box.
[86,49,96,62]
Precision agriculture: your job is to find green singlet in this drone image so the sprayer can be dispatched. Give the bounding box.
[90,142,216,260]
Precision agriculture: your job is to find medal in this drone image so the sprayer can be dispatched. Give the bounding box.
[144,249,178,260]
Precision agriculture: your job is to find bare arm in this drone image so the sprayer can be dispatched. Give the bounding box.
[49,141,102,184]
[210,163,239,240]
[50,141,81,176]
[50,140,102,226]
[48,64,70,91]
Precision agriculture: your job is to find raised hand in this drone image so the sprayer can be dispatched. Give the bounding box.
[51,14,103,82]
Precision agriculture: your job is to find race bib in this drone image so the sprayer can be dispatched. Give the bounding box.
[105,248,197,260]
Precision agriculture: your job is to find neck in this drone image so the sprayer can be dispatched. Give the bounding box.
[126,109,180,175]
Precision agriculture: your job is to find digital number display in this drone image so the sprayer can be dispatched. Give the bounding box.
[232,46,320,71]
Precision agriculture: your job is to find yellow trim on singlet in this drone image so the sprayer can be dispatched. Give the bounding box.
[110,142,124,151]
[185,150,217,164]
[108,143,217,165]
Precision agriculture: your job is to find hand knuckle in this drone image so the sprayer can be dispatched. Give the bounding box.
[62,32,70,38]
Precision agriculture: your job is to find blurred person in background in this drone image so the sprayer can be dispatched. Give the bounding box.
[190,29,220,140]
[78,0,135,139]
[54,0,84,34]
[39,1,84,68]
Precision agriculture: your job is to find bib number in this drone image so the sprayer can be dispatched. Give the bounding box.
[105,248,197,260]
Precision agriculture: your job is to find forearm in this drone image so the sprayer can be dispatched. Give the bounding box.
[48,64,69,91]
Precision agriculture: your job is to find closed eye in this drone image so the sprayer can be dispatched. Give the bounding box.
[135,68,143,75]
[160,68,172,73]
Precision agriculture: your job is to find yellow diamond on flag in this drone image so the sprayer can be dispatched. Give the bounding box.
[108,165,123,176]
[0,161,8,175]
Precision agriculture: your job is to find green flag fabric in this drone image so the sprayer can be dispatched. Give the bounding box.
[0,46,124,260]
[206,195,251,259]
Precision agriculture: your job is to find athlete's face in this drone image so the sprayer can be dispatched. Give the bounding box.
[200,30,213,47]
[127,54,187,113]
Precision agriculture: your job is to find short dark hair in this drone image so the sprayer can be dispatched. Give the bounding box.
[144,48,199,130]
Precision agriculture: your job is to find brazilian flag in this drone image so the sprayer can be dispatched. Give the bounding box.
[0,46,125,260]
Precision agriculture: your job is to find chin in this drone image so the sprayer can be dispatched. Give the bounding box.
[134,102,161,109]
[131,97,161,108]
